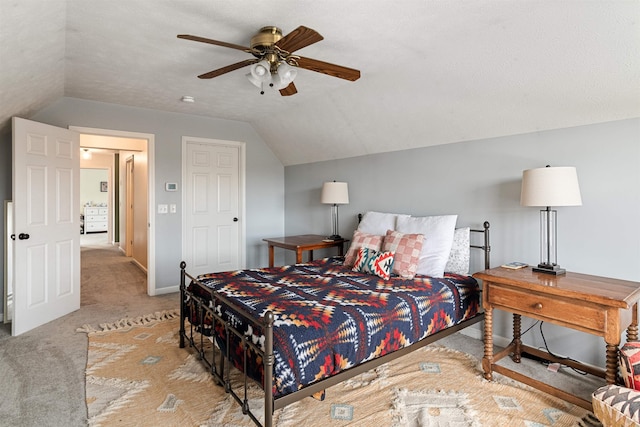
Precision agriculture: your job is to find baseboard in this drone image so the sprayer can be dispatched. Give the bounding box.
[153,285,179,295]
[458,324,513,348]
[459,326,483,341]
[131,258,147,274]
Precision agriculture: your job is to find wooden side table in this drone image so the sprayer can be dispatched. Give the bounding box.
[263,235,347,268]
[473,267,640,410]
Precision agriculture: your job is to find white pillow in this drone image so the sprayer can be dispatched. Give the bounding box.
[396,215,458,278]
[445,227,470,275]
[357,211,410,236]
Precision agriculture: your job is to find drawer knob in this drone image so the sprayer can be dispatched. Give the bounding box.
[534,303,543,310]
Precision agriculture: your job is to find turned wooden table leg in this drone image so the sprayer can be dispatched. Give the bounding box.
[512,314,522,363]
[483,307,494,380]
[605,343,619,384]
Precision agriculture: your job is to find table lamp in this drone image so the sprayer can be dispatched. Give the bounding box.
[321,181,349,240]
[520,165,582,275]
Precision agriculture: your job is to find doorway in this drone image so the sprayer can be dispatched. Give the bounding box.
[72,126,156,295]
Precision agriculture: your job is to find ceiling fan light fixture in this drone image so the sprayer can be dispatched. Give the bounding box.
[250,60,272,82]
[179,25,360,96]
[246,72,262,88]
[272,62,298,89]
[246,73,268,94]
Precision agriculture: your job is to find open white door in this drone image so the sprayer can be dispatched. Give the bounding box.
[11,117,80,336]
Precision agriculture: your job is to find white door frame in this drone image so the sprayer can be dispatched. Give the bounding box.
[70,126,157,296]
[181,136,246,271]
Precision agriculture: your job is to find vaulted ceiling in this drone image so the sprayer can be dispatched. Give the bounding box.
[1,1,638,165]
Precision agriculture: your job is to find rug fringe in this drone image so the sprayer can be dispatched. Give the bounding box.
[76,309,180,334]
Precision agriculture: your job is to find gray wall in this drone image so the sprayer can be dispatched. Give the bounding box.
[284,118,640,368]
[0,97,284,311]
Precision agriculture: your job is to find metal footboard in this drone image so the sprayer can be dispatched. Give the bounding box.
[180,261,275,426]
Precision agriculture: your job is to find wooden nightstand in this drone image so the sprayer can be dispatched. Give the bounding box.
[263,235,348,268]
[473,266,640,410]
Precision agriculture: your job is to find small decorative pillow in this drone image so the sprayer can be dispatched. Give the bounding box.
[344,230,384,267]
[382,230,424,279]
[620,341,640,390]
[353,247,395,280]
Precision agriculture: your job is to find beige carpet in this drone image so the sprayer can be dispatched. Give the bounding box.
[79,313,601,427]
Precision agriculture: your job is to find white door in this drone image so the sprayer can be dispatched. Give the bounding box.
[12,117,80,336]
[183,138,244,277]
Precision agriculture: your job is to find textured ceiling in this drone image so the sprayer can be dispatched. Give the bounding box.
[1,0,639,165]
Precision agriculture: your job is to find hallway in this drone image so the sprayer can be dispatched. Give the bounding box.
[80,234,150,307]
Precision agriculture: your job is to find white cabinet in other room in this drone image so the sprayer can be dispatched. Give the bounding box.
[84,206,108,233]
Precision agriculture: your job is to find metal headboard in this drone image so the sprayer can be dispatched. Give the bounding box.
[355,213,490,270]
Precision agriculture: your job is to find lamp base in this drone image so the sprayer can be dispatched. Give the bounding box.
[325,234,343,241]
[533,263,566,275]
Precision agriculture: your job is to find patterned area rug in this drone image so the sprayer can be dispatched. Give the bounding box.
[79,312,601,426]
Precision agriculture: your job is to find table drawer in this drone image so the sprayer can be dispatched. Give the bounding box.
[488,285,605,331]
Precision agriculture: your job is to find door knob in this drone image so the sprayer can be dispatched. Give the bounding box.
[18,233,30,240]
[233,217,238,222]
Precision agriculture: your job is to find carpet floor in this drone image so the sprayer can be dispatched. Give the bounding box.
[80,314,601,427]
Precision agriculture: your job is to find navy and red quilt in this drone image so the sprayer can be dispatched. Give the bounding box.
[186,256,480,397]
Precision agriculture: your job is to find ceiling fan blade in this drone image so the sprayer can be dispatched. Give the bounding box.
[279,82,298,96]
[177,34,252,52]
[275,26,323,53]
[294,56,361,81]
[198,59,258,79]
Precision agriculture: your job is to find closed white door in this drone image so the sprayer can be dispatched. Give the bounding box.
[183,138,244,277]
[12,117,80,336]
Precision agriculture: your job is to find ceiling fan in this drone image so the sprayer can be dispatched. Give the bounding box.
[177,26,361,96]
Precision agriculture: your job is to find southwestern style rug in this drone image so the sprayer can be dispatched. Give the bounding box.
[79,312,600,426]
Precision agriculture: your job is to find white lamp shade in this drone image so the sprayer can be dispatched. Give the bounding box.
[521,166,582,207]
[272,62,298,89]
[321,181,349,205]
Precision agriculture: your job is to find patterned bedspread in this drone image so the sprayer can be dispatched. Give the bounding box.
[186,256,480,397]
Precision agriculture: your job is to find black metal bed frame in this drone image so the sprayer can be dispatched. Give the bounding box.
[179,221,490,427]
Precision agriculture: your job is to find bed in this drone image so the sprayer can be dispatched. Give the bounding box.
[179,215,490,427]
